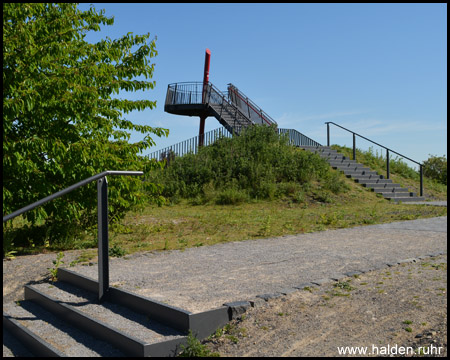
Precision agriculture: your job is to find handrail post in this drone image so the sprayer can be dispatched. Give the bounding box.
[326,123,330,147]
[420,165,424,197]
[386,149,390,179]
[352,133,356,161]
[97,176,109,302]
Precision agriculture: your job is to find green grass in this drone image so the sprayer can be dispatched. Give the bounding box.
[77,196,445,256]
[6,180,446,256]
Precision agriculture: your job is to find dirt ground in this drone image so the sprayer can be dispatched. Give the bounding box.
[204,254,447,357]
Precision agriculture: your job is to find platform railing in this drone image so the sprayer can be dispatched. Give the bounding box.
[3,170,144,301]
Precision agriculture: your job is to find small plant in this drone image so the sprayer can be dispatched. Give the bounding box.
[334,281,354,291]
[4,248,18,260]
[404,327,412,333]
[48,252,65,281]
[403,320,413,325]
[109,244,126,257]
[258,215,272,236]
[178,330,220,357]
[226,335,239,344]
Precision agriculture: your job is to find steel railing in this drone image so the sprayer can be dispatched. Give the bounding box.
[165,82,208,106]
[227,83,277,127]
[278,128,322,147]
[165,81,264,135]
[206,82,255,133]
[147,127,321,160]
[3,170,144,301]
[147,127,232,160]
[325,121,424,197]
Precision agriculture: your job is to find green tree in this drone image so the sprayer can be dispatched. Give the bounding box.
[423,155,447,185]
[3,3,168,248]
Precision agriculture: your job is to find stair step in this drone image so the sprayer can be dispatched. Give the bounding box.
[374,190,413,197]
[388,196,426,202]
[346,174,384,180]
[363,183,403,189]
[355,178,393,184]
[4,300,125,357]
[24,282,187,357]
[32,281,186,342]
[328,159,358,165]
[340,168,376,174]
[2,325,36,357]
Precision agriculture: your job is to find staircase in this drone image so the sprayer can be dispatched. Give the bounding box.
[3,171,230,357]
[165,81,277,136]
[301,146,425,203]
[3,268,230,357]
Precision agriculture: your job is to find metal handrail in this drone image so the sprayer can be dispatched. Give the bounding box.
[325,121,423,197]
[205,82,255,132]
[227,83,277,126]
[165,81,261,133]
[3,170,144,301]
[278,128,322,147]
[147,127,321,160]
[3,171,143,222]
[147,127,232,160]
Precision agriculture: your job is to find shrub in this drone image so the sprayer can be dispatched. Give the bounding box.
[149,125,347,204]
[423,155,447,185]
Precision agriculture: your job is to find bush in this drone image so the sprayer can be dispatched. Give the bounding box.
[423,155,447,185]
[149,125,347,204]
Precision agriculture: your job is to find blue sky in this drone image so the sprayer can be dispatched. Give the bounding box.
[78,3,447,167]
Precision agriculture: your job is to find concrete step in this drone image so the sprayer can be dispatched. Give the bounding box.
[23,281,187,357]
[328,159,359,166]
[355,178,393,185]
[346,174,384,180]
[3,300,125,357]
[363,183,403,189]
[319,153,342,159]
[340,168,376,175]
[4,267,231,357]
[387,196,426,202]
[374,189,414,197]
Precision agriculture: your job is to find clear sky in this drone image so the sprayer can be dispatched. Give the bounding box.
[78,3,447,167]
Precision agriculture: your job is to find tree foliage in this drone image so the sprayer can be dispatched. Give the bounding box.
[3,3,168,247]
[423,155,447,185]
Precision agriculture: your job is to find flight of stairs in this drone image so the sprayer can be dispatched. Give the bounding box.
[3,268,230,357]
[301,146,425,203]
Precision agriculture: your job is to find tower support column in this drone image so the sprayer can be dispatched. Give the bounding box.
[199,49,211,148]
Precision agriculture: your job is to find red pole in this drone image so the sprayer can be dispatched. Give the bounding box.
[202,48,211,103]
[199,49,211,147]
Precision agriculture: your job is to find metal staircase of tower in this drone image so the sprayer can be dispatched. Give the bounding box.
[164,81,276,135]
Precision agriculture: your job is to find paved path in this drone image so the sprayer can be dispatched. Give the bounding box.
[404,201,447,206]
[70,216,447,313]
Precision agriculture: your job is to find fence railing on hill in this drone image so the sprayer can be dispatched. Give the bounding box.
[146,127,321,161]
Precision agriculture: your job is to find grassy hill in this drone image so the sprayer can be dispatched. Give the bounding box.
[4,126,446,259]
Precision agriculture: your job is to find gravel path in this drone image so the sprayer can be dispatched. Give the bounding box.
[66,216,447,313]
